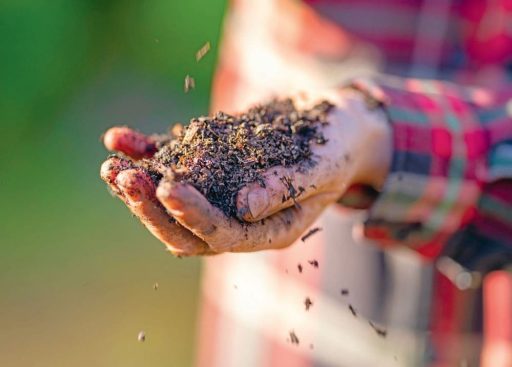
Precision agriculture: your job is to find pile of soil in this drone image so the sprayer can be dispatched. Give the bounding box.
[143,99,333,218]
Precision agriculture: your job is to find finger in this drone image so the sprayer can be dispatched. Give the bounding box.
[157,178,338,253]
[236,104,365,222]
[231,191,338,252]
[236,154,346,222]
[103,126,157,159]
[236,165,318,222]
[100,155,135,193]
[114,168,214,256]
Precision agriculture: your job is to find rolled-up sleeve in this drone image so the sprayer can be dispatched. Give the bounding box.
[348,77,512,259]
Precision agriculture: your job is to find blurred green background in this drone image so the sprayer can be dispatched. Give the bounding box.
[0,1,226,365]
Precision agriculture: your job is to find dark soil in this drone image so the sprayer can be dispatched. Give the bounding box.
[289,330,300,345]
[308,260,319,268]
[143,98,333,218]
[304,297,313,311]
[348,304,357,317]
[301,227,322,242]
[368,321,387,338]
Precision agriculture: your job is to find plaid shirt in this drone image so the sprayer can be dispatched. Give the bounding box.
[197,0,512,366]
[350,77,512,259]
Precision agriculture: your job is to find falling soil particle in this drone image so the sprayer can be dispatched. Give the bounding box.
[137,331,146,342]
[301,227,322,242]
[196,41,211,61]
[289,330,300,345]
[184,75,195,93]
[308,260,319,268]
[368,321,388,338]
[348,304,357,317]
[304,297,313,311]
[297,263,303,273]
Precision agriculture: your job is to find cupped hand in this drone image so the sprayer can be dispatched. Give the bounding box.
[100,90,391,256]
[236,90,391,222]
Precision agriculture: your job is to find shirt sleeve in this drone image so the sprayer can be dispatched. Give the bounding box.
[346,77,512,259]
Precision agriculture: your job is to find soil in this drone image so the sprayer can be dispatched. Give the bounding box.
[301,227,322,242]
[195,42,211,61]
[304,297,313,311]
[308,260,319,268]
[348,304,357,317]
[137,331,146,342]
[368,321,387,338]
[289,330,300,345]
[142,98,333,218]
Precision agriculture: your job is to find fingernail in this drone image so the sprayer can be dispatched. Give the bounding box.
[103,127,155,159]
[247,188,270,219]
[100,157,132,183]
[116,170,154,201]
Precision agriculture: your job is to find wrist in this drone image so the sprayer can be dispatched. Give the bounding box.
[335,90,392,190]
[360,106,392,189]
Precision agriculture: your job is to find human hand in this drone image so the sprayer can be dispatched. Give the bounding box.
[235,89,392,222]
[100,90,391,256]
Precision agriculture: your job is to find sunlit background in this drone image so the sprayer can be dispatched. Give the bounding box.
[0,1,226,365]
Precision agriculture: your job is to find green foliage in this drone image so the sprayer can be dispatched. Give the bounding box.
[0,1,226,366]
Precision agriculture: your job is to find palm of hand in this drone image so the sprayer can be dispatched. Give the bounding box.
[100,91,389,256]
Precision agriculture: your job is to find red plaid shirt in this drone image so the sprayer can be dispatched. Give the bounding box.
[350,77,512,259]
[197,0,512,366]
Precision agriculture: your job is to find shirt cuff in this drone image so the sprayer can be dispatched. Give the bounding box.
[348,77,487,258]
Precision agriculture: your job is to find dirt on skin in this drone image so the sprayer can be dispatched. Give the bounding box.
[141,98,333,218]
